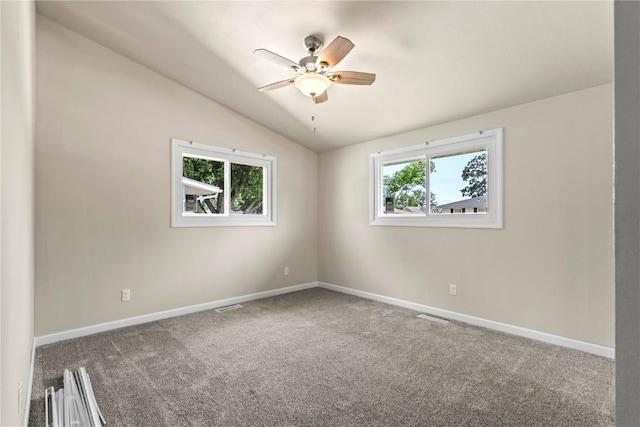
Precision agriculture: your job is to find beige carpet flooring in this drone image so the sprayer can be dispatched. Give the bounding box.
[28,288,615,426]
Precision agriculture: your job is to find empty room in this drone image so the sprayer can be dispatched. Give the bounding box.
[2,1,639,426]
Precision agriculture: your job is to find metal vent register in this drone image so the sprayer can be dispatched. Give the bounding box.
[417,313,450,324]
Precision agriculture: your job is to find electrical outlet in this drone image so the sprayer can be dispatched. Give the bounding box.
[18,381,22,414]
[284,267,290,276]
[121,289,131,302]
[449,284,457,296]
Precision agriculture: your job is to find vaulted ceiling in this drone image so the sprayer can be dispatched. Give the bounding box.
[36,1,613,153]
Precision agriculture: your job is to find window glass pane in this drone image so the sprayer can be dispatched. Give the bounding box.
[182,155,224,214]
[230,163,264,215]
[381,159,426,215]
[429,148,488,214]
[173,139,275,227]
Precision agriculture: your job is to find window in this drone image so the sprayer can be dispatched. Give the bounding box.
[171,139,275,227]
[370,128,503,228]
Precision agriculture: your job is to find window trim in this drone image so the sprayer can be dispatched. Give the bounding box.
[171,139,276,227]
[369,128,503,228]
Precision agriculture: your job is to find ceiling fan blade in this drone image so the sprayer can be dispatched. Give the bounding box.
[312,91,328,104]
[254,48,303,73]
[327,71,376,85]
[258,78,296,91]
[316,36,354,68]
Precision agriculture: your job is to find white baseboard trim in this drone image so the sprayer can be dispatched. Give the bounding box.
[318,282,614,359]
[23,338,36,427]
[34,282,318,347]
[33,281,614,359]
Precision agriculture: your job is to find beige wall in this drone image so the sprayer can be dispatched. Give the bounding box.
[1,0,36,424]
[319,84,614,347]
[35,16,318,336]
[35,12,613,351]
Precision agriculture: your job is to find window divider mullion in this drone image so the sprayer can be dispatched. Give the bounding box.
[424,154,430,217]
[224,159,231,217]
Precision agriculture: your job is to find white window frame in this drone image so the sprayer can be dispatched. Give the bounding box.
[171,139,276,227]
[370,128,503,228]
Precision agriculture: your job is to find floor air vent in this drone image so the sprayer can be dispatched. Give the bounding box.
[215,304,243,313]
[417,313,449,324]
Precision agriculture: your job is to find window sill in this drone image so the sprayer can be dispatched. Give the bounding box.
[370,216,502,229]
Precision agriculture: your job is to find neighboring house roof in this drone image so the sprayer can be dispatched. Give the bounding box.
[402,206,426,214]
[436,195,487,209]
[390,206,426,214]
[182,177,222,196]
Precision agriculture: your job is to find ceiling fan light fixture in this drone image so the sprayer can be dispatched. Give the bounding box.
[295,73,331,97]
[255,35,374,103]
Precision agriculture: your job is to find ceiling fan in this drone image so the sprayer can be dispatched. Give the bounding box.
[254,35,376,104]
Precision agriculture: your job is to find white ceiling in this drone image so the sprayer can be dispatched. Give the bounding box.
[36,1,613,153]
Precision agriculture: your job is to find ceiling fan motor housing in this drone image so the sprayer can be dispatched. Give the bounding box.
[299,56,317,71]
[299,56,328,72]
[300,36,327,72]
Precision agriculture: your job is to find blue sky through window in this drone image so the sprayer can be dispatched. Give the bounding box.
[430,152,478,205]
